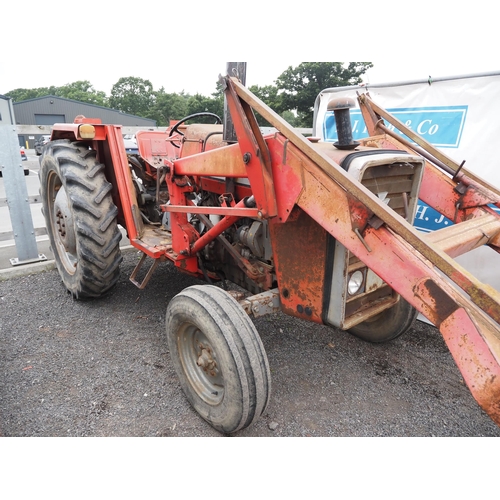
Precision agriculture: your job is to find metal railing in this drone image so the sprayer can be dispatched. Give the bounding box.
[0,125,45,265]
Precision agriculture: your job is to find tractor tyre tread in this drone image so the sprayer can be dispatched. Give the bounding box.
[39,140,122,299]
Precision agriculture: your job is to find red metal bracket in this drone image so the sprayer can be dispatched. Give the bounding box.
[224,77,278,218]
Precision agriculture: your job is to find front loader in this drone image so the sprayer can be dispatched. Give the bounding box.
[39,68,500,433]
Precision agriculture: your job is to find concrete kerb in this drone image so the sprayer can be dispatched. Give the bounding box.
[0,245,137,282]
[0,260,56,281]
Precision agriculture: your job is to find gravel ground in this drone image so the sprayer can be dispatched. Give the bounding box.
[1,250,499,437]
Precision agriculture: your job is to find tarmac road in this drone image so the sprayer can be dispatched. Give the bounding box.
[1,249,500,437]
[1,152,499,437]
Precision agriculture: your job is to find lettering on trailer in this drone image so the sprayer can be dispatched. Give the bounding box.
[414,202,453,233]
[322,106,468,148]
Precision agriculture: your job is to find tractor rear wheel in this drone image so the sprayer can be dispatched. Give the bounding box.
[39,140,122,298]
[166,285,271,434]
[347,296,418,343]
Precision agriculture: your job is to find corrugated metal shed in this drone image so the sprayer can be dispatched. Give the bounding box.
[0,94,16,125]
[14,95,156,147]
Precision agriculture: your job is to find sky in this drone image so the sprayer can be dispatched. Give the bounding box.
[1,2,498,98]
[2,58,499,99]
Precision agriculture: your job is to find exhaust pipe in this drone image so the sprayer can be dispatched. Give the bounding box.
[327,97,359,150]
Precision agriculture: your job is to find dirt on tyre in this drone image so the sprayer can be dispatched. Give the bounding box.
[166,285,271,434]
[39,139,123,299]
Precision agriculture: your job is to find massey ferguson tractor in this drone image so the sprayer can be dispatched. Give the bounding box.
[39,65,500,433]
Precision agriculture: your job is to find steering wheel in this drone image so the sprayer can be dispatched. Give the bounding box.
[169,112,223,148]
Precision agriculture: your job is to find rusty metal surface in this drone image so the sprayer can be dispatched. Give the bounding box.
[413,278,459,327]
[181,124,226,154]
[239,288,281,317]
[440,308,500,424]
[130,225,173,259]
[129,252,162,289]
[269,207,328,324]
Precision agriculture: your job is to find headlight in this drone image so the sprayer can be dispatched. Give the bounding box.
[348,270,364,295]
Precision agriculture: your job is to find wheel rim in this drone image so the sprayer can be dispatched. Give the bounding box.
[47,171,77,275]
[177,323,224,405]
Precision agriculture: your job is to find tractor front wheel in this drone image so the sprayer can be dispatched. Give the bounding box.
[166,285,271,434]
[347,296,418,343]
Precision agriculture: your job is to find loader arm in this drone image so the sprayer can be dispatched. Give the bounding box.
[224,77,500,425]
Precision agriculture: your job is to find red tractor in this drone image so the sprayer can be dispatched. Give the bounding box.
[39,68,500,433]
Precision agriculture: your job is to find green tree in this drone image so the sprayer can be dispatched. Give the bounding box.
[146,89,189,126]
[55,81,108,106]
[248,84,303,127]
[109,76,155,116]
[6,81,108,106]
[249,84,282,112]
[280,110,299,127]
[6,87,52,102]
[275,62,373,126]
[247,84,282,127]
[186,92,224,122]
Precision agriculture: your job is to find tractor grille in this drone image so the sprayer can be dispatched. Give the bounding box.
[361,162,418,220]
[344,159,422,322]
